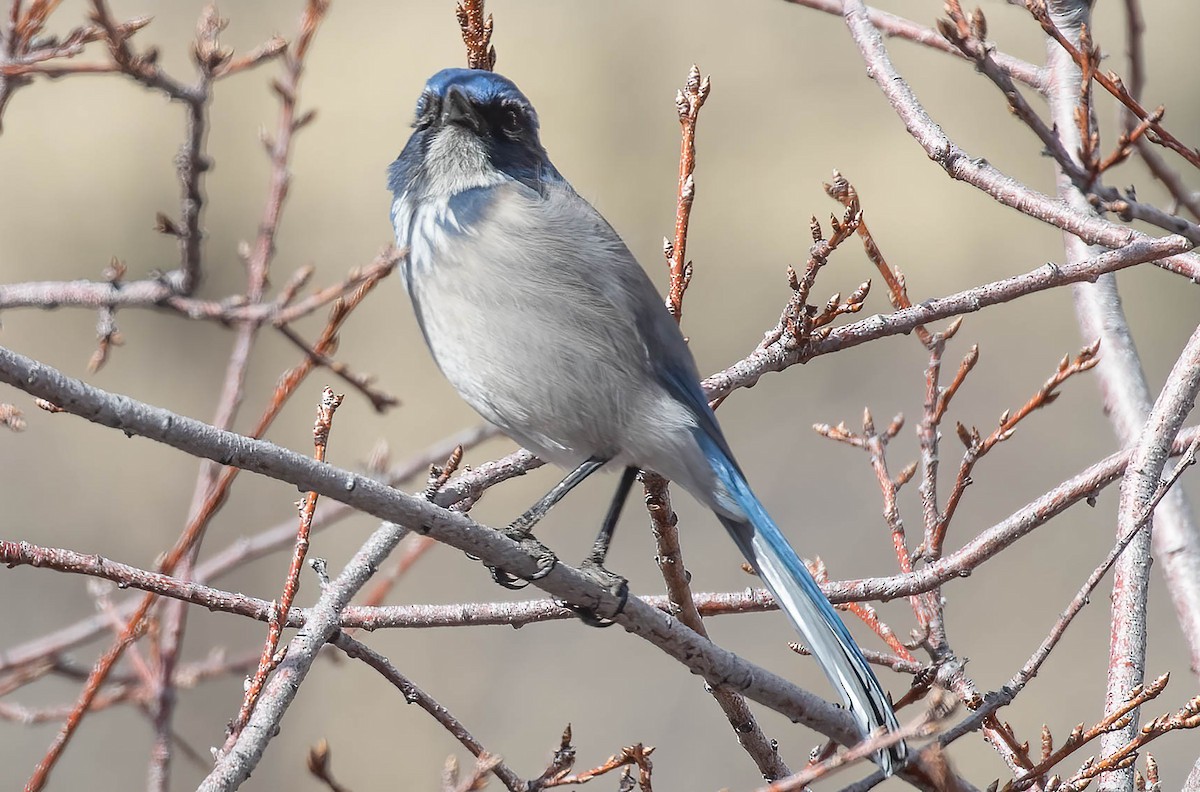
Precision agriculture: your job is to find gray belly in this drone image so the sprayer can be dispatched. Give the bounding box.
[409,267,650,469]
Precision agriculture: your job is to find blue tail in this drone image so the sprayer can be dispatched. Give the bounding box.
[696,431,907,775]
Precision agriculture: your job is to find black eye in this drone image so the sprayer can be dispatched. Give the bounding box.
[500,105,523,136]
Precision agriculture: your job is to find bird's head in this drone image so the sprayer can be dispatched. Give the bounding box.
[388,69,556,198]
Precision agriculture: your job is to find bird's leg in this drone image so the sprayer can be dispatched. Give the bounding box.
[570,466,638,628]
[490,456,607,590]
[583,465,638,569]
[507,455,607,536]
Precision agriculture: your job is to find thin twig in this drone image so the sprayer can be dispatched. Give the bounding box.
[783,0,1044,89]
[663,64,708,321]
[455,0,495,71]
[757,689,955,791]
[0,346,904,783]
[703,233,1195,406]
[20,259,386,792]
[643,62,789,781]
[331,633,526,792]
[231,386,344,740]
[275,324,398,412]
[1099,321,1200,790]
[643,473,792,780]
[937,441,1200,788]
[833,0,1200,280]
[1028,0,1200,170]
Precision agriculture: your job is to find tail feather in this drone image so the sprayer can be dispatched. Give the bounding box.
[699,434,906,775]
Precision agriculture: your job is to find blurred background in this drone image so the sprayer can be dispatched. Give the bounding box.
[2,0,1199,789]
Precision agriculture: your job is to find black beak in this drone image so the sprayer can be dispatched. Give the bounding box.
[441,86,480,132]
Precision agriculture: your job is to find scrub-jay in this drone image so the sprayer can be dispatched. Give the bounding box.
[388,67,905,774]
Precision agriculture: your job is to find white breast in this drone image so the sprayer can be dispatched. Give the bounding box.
[392,192,468,292]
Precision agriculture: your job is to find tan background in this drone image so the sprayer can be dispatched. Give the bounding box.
[2,0,1199,789]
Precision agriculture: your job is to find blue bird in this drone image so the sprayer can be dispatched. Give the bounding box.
[388,68,906,774]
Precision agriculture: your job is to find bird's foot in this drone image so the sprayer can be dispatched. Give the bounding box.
[565,559,629,628]
[506,509,543,539]
[487,528,559,590]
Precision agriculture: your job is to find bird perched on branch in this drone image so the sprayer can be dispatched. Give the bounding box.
[387,67,905,774]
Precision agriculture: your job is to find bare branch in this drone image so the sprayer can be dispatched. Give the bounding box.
[455,0,495,71]
[203,517,410,788]
[757,689,955,791]
[1042,0,1200,698]
[331,633,526,792]
[783,0,1044,90]
[704,234,1194,403]
[0,251,399,326]
[835,0,1200,279]
[663,64,708,321]
[1099,321,1200,789]
[0,346,939,787]
[643,473,791,780]
[231,387,344,741]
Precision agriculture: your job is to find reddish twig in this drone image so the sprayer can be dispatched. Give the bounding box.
[782,0,1044,89]
[455,0,495,71]
[533,728,654,792]
[758,205,868,358]
[1027,0,1200,171]
[1013,676,1168,790]
[1072,692,1200,789]
[275,323,399,412]
[306,739,353,792]
[758,688,955,791]
[1118,0,1200,222]
[935,341,1101,547]
[663,65,708,321]
[213,35,287,80]
[21,262,386,792]
[642,64,789,780]
[231,386,344,741]
[424,445,465,501]
[643,472,792,780]
[825,172,931,347]
[0,401,24,431]
[0,6,151,129]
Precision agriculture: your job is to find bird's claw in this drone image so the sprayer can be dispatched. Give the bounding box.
[506,513,537,537]
[489,566,529,589]
[487,529,558,590]
[565,559,629,628]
